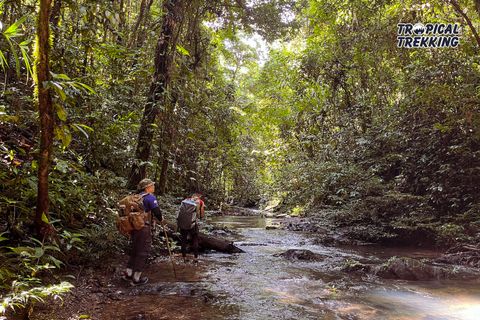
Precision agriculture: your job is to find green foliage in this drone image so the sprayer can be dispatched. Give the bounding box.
[220,0,480,247]
[0,233,73,315]
[0,2,32,80]
[2,3,480,318]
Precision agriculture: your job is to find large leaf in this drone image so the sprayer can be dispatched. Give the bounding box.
[48,81,67,102]
[0,233,8,242]
[19,39,32,79]
[0,49,7,70]
[74,82,95,94]
[176,44,190,56]
[71,123,93,139]
[41,212,49,224]
[3,15,27,38]
[49,256,63,268]
[55,104,68,121]
[54,126,72,148]
[51,72,71,81]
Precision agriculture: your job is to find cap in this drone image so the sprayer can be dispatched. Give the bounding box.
[138,178,155,191]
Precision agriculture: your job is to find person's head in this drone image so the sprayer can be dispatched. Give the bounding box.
[191,193,202,200]
[138,178,155,193]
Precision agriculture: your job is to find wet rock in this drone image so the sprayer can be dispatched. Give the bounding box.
[203,224,235,236]
[275,249,326,261]
[210,229,229,237]
[202,292,216,303]
[312,235,336,246]
[266,225,280,230]
[373,257,448,280]
[340,260,372,273]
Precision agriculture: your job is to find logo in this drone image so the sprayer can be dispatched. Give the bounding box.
[397,23,460,48]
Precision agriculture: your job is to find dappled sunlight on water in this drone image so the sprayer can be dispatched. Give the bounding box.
[363,289,480,320]
[92,215,480,320]
[206,215,480,320]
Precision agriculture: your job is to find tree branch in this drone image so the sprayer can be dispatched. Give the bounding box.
[448,0,480,49]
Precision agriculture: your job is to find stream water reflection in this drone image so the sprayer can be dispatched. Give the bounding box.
[205,215,480,320]
[95,215,480,320]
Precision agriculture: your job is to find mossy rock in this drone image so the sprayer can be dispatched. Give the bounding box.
[374,256,480,280]
[374,257,447,280]
[274,249,326,262]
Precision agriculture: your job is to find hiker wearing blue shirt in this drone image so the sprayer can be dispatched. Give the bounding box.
[123,178,163,285]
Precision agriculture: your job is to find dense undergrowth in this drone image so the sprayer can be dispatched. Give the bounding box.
[272,115,480,248]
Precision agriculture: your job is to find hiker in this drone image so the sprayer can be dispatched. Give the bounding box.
[123,178,163,285]
[177,193,205,263]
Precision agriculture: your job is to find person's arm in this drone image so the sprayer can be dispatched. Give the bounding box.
[145,194,163,222]
[151,206,163,222]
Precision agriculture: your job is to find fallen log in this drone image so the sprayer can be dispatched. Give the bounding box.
[198,233,244,253]
[159,223,244,254]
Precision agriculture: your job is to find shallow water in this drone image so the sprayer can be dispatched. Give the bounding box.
[204,215,480,320]
[97,215,480,320]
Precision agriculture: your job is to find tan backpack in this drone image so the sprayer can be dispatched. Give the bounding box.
[116,194,148,236]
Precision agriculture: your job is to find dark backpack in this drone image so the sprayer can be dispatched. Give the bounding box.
[176,199,198,230]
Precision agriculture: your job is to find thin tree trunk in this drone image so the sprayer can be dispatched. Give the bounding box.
[155,127,169,195]
[157,92,178,194]
[129,0,154,48]
[128,0,183,189]
[448,0,480,48]
[475,0,480,17]
[35,0,54,238]
[119,0,126,32]
[136,0,154,48]
[50,0,62,45]
[130,0,147,47]
[158,156,169,195]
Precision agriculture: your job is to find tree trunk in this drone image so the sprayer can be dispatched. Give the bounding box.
[157,97,176,195]
[197,233,244,253]
[449,0,480,49]
[475,0,480,17]
[35,0,54,238]
[50,0,62,45]
[129,0,154,48]
[163,223,244,254]
[158,155,169,195]
[128,0,183,189]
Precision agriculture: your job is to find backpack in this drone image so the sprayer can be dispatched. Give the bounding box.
[116,193,148,236]
[176,199,198,230]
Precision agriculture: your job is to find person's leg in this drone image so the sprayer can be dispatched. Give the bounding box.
[180,229,188,261]
[192,225,199,260]
[124,230,137,280]
[132,226,152,284]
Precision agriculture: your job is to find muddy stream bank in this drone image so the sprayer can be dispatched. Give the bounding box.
[35,214,480,320]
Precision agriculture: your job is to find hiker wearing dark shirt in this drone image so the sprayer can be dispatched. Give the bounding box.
[123,178,163,285]
[178,193,205,263]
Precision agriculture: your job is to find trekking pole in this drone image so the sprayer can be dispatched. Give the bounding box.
[161,222,177,279]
